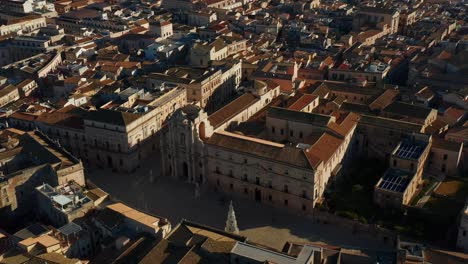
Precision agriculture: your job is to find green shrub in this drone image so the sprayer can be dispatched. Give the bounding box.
[337,210,359,220]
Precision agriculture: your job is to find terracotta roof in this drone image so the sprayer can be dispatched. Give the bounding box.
[306,132,343,168]
[320,81,380,96]
[359,115,423,133]
[341,102,371,114]
[267,107,333,127]
[101,65,122,73]
[263,79,280,91]
[107,203,160,229]
[415,86,434,100]
[437,50,453,60]
[35,106,86,130]
[208,93,258,129]
[432,137,462,152]
[443,107,466,122]
[9,112,39,122]
[35,252,80,264]
[141,220,245,264]
[288,94,318,111]
[328,112,360,138]
[424,117,449,135]
[369,88,399,111]
[383,101,434,120]
[116,61,141,69]
[64,76,82,85]
[206,131,313,169]
[446,126,468,142]
[19,235,59,248]
[84,109,140,126]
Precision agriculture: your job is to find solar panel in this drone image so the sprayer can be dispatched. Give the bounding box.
[378,169,412,193]
[395,143,425,160]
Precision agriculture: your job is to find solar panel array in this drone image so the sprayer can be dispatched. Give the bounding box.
[395,143,424,160]
[378,169,411,193]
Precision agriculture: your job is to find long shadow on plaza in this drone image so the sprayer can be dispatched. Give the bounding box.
[88,166,392,251]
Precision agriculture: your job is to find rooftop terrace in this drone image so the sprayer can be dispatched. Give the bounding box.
[36,182,91,213]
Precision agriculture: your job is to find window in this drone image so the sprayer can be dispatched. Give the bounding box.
[290,130,294,137]
[284,199,288,206]
[299,132,303,139]
[268,194,272,201]
[243,174,248,181]
[230,183,233,189]
[215,166,220,173]
[244,188,248,194]
[443,154,448,161]
[302,190,307,198]
[284,185,288,193]
[268,180,272,188]
[441,164,446,173]
[271,126,275,133]
[302,204,306,211]
[256,177,260,185]
[280,129,284,135]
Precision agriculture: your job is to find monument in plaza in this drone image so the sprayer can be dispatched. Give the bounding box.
[225,200,239,234]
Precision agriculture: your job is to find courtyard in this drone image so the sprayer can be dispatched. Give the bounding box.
[87,155,394,252]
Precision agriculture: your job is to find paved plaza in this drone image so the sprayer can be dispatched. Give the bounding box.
[88,155,393,251]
